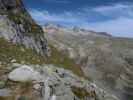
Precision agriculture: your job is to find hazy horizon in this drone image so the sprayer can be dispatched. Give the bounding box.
[23,0,133,38]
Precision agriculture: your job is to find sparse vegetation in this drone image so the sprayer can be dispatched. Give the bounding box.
[0,97,15,100]
[0,38,45,65]
[2,80,34,100]
[71,86,96,99]
[0,81,6,89]
[8,10,44,37]
[18,96,29,100]
[0,37,84,77]
[46,45,84,77]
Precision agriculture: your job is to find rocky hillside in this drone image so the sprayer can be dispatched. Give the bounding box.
[1,63,119,100]
[44,24,133,100]
[0,0,49,56]
[0,0,119,100]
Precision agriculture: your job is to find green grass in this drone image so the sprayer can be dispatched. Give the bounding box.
[71,86,96,99]
[0,38,45,65]
[45,45,84,77]
[94,37,110,45]
[0,38,84,77]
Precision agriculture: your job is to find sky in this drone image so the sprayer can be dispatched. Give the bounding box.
[23,0,133,38]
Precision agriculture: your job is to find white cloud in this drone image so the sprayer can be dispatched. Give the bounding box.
[29,4,133,38]
[82,17,133,37]
[29,9,86,25]
[83,4,133,18]
[93,4,130,12]
[80,4,133,37]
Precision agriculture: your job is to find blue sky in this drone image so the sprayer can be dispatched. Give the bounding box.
[23,0,133,38]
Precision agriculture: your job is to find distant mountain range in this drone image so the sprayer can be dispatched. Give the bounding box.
[43,23,112,37]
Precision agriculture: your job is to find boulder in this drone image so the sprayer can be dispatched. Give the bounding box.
[50,95,56,100]
[8,65,42,82]
[0,89,11,97]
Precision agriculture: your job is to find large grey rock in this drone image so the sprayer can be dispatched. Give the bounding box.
[50,95,56,100]
[0,88,11,97]
[8,65,42,82]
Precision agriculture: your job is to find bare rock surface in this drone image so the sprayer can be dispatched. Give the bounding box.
[8,65,42,82]
[0,89,11,97]
[8,64,118,100]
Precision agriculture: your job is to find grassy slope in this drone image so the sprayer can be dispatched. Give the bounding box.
[46,45,84,77]
[71,86,96,100]
[0,38,87,100]
[0,38,45,65]
[0,38,84,77]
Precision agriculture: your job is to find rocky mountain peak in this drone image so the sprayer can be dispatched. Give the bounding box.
[0,0,50,56]
[43,23,112,38]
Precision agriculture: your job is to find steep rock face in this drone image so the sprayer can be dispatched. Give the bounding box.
[0,0,49,56]
[44,25,133,100]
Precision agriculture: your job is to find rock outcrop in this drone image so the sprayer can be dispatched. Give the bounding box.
[0,0,49,56]
[8,64,118,100]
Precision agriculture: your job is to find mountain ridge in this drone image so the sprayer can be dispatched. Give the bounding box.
[43,23,112,37]
[43,24,133,100]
